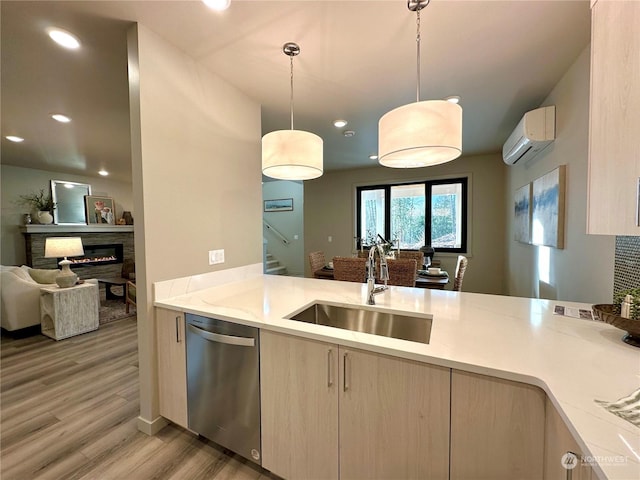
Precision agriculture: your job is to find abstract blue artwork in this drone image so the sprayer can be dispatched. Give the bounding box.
[532,165,566,249]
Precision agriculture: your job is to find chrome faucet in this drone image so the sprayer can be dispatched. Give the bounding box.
[367,244,389,305]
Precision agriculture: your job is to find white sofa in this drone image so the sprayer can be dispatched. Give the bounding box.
[1,265,60,331]
[1,265,98,332]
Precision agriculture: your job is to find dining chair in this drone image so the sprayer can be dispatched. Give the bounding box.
[308,251,326,276]
[381,258,417,287]
[453,255,468,291]
[398,250,424,272]
[333,257,367,283]
[125,280,136,314]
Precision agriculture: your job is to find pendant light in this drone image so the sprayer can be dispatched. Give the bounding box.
[262,42,323,180]
[378,0,462,168]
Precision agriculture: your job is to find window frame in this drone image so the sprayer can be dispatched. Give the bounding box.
[356,177,468,254]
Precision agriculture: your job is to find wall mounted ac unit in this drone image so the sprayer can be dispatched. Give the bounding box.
[502,105,555,165]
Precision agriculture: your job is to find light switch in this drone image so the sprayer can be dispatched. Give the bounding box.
[208,249,225,265]
[328,236,332,242]
[294,234,299,240]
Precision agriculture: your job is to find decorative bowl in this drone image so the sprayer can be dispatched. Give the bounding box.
[592,304,640,348]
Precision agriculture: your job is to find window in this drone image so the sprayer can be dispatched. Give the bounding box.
[356,177,467,253]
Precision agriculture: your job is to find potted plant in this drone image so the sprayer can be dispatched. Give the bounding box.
[19,189,55,224]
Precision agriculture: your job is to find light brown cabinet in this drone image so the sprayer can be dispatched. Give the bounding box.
[450,370,546,479]
[260,331,450,480]
[260,331,339,479]
[156,308,188,428]
[544,397,593,480]
[587,0,640,235]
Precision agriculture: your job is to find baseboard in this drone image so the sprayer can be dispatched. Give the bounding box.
[137,415,168,435]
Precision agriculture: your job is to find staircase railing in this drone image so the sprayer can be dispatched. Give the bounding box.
[263,220,290,245]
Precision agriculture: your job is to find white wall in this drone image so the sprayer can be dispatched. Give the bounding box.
[262,180,304,276]
[0,164,133,266]
[129,24,262,430]
[304,154,507,295]
[505,45,615,304]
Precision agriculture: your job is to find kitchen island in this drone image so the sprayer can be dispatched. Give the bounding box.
[154,267,639,479]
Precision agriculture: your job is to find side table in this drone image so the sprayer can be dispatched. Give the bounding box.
[40,283,99,340]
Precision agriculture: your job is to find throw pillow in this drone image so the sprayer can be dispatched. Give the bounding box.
[28,268,61,284]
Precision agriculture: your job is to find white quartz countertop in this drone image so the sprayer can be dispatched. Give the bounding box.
[155,274,640,479]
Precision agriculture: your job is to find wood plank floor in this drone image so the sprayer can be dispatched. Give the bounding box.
[1,318,277,480]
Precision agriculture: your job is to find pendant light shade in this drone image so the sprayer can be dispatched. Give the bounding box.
[379,99,462,168]
[262,42,323,180]
[262,129,323,180]
[378,0,462,169]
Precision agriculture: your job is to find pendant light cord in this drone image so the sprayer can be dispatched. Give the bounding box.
[290,54,294,130]
[416,8,421,103]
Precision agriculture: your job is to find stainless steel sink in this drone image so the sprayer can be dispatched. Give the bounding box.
[287,302,432,344]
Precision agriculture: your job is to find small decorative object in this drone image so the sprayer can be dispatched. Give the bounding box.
[264,198,294,212]
[532,166,566,249]
[85,195,115,224]
[44,237,84,288]
[614,287,640,321]
[122,211,134,225]
[23,213,32,225]
[514,183,532,243]
[18,189,55,224]
[36,211,54,224]
[117,218,126,225]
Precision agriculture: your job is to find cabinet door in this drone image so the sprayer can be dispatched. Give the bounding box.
[450,370,545,479]
[339,348,450,480]
[587,0,640,235]
[260,331,339,479]
[544,397,592,480]
[156,308,187,428]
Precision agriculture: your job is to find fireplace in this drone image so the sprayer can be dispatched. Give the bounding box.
[22,226,134,280]
[68,243,124,268]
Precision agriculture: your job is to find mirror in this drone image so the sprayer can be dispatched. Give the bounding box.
[51,180,92,225]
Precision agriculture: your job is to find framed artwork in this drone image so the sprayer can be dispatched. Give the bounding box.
[264,198,293,212]
[532,165,566,249]
[85,195,116,225]
[514,183,532,243]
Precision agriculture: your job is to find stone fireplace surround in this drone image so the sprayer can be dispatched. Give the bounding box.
[20,225,134,280]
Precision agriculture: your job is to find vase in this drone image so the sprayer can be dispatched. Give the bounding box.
[36,211,54,225]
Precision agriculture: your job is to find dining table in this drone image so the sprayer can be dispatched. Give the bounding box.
[313,266,449,290]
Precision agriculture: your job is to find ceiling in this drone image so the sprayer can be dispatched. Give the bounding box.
[1,0,591,184]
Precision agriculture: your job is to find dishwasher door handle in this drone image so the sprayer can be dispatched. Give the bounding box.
[188,324,256,347]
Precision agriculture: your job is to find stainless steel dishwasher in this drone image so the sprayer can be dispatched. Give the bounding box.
[185,313,261,464]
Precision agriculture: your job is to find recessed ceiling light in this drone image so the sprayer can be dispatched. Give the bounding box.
[203,0,231,11]
[369,154,378,160]
[47,28,81,49]
[6,135,24,142]
[51,114,72,123]
[98,170,109,176]
[343,130,355,137]
[445,95,461,104]
[333,119,348,128]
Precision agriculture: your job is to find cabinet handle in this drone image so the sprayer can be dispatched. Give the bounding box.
[327,348,333,387]
[564,451,578,480]
[343,352,349,392]
[175,316,180,343]
[636,177,640,227]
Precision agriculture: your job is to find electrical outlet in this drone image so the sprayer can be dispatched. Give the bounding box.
[294,234,299,240]
[208,249,225,265]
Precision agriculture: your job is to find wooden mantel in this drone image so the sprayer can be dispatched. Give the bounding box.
[20,225,134,234]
